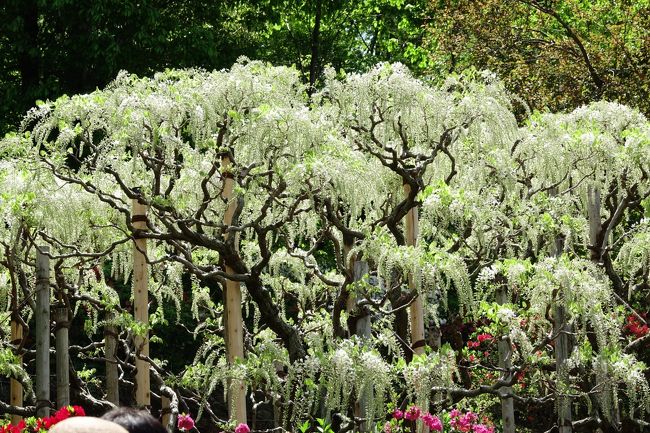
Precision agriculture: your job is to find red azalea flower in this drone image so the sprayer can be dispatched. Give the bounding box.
[477,333,493,343]
[43,416,57,429]
[71,406,86,416]
[54,407,70,423]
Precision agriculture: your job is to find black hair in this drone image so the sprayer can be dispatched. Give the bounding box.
[101,407,167,433]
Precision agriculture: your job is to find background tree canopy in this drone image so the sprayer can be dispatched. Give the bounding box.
[3,0,648,135]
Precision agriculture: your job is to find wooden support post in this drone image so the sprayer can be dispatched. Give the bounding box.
[105,311,120,405]
[132,196,150,407]
[496,286,515,433]
[554,304,572,433]
[10,319,23,425]
[54,305,70,408]
[35,246,50,418]
[404,184,425,355]
[221,155,247,424]
[161,396,171,428]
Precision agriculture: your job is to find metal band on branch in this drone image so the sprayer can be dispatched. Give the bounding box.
[411,339,426,350]
[131,215,149,224]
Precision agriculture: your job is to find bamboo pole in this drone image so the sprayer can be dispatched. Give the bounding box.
[132,196,150,407]
[105,311,120,405]
[35,246,50,418]
[221,155,247,424]
[54,305,70,408]
[404,184,426,355]
[10,319,23,425]
[496,286,515,433]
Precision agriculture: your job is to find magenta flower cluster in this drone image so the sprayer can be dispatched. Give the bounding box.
[387,405,442,432]
[385,405,494,433]
[449,409,494,433]
[177,414,195,432]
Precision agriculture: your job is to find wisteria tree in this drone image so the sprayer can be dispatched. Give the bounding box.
[1,61,649,433]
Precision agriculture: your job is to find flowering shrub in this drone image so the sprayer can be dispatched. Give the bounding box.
[384,405,493,433]
[0,406,85,433]
[234,423,250,433]
[623,313,649,339]
[177,413,195,431]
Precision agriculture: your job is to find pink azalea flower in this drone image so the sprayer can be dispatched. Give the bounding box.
[404,405,421,421]
[473,424,494,433]
[177,414,195,431]
[450,409,461,419]
[393,409,404,420]
[384,421,392,433]
[234,423,250,433]
[421,413,442,432]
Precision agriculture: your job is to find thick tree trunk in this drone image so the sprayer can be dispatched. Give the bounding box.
[586,186,621,428]
[10,319,23,425]
[105,311,120,405]
[554,304,572,433]
[496,287,515,433]
[35,247,50,418]
[132,198,151,407]
[352,260,373,432]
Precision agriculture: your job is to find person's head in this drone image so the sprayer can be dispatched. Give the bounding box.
[49,417,128,433]
[101,407,167,433]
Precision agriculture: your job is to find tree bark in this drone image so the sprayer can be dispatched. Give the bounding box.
[496,287,515,433]
[105,311,120,406]
[10,319,23,425]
